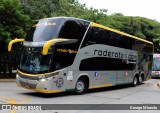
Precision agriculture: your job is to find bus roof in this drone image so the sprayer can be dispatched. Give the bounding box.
[90,22,153,45]
[36,17,153,45]
[39,17,90,23]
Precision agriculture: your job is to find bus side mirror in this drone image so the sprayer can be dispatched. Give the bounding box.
[8,38,24,52]
[42,38,78,55]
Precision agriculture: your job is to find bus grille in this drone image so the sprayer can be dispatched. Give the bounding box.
[19,80,37,89]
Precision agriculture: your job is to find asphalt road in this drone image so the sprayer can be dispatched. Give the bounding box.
[0,78,160,113]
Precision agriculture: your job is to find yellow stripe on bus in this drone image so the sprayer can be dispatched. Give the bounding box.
[36,89,61,94]
[89,84,113,89]
[42,38,70,55]
[8,38,24,51]
[90,22,153,45]
[17,69,60,76]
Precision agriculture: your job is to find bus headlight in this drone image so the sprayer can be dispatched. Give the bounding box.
[16,74,19,78]
[39,78,47,82]
[38,76,55,82]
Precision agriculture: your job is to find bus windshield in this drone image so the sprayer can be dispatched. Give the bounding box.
[19,44,78,74]
[152,57,160,71]
[25,18,65,42]
[19,47,54,74]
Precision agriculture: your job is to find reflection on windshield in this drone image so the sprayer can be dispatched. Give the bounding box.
[19,47,53,73]
[152,57,160,71]
[25,18,65,42]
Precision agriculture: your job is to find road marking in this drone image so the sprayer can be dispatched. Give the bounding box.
[0,97,32,113]
[0,79,15,82]
[18,97,31,104]
[5,99,16,113]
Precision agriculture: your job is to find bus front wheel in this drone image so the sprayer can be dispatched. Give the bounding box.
[74,78,88,95]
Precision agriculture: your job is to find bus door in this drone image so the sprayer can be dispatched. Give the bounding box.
[116,71,125,84]
[116,59,134,84]
[116,70,133,84]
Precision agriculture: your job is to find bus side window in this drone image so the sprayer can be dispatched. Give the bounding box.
[82,27,98,46]
[108,32,117,47]
[115,34,122,48]
[100,29,110,45]
[82,27,120,48]
[84,27,112,46]
[88,27,98,44]
[59,20,88,40]
[51,44,77,70]
[59,20,89,51]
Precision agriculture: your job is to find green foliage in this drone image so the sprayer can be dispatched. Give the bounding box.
[18,0,160,52]
[1,0,160,51]
[0,0,31,76]
[0,0,31,44]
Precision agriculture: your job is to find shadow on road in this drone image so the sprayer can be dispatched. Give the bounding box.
[87,83,144,94]
[20,83,144,98]
[151,77,160,79]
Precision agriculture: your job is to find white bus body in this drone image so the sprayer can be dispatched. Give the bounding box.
[8,17,154,94]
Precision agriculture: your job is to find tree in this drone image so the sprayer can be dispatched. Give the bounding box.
[0,0,31,43]
[0,0,31,76]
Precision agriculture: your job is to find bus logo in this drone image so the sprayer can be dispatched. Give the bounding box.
[94,72,98,77]
[56,78,64,88]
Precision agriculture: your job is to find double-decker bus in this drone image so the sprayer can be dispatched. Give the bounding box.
[8,17,154,94]
[152,54,160,77]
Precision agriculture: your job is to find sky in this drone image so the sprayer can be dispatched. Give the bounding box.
[78,0,160,22]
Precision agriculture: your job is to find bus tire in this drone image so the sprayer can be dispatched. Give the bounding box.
[74,78,88,95]
[138,75,143,85]
[132,76,138,87]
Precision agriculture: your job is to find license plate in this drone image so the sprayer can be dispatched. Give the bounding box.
[24,85,30,89]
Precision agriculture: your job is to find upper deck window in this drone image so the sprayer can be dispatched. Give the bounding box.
[25,18,65,42]
[59,20,89,40]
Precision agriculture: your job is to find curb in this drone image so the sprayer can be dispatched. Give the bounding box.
[0,79,16,82]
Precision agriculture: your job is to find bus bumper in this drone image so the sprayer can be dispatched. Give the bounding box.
[16,74,61,94]
[152,71,160,78]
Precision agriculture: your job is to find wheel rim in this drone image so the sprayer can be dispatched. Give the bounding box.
[76,81,84,92]
[139,76,142,83]
[134,77,137,85]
